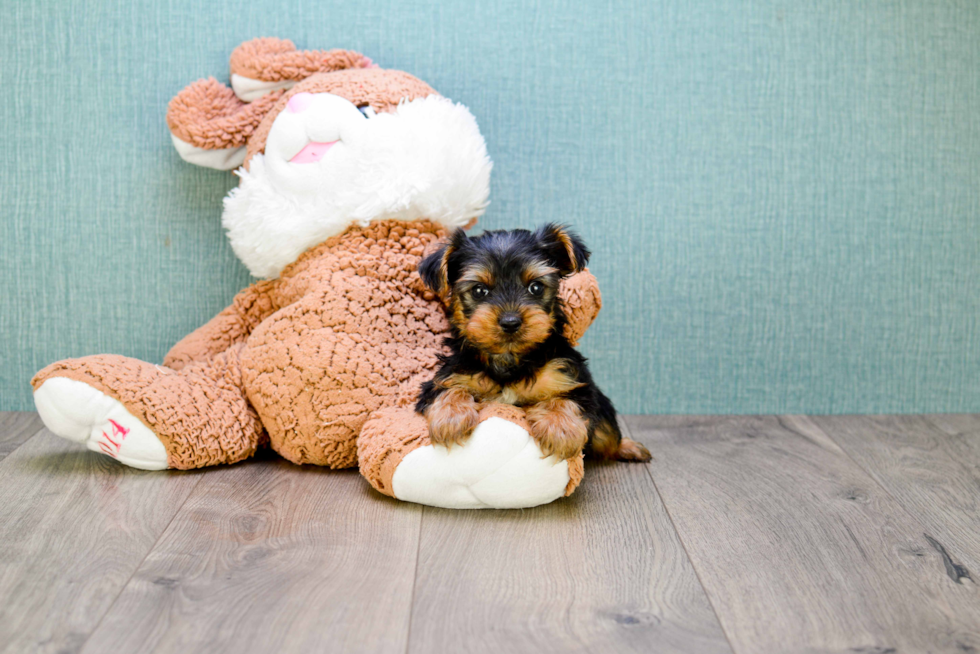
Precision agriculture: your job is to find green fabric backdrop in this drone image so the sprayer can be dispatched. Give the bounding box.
[2,0,979,413]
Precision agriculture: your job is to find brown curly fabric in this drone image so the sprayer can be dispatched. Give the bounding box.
[32,344,266,470]
[558,268,601,346]
[229,37,372,82]
[166,77,284,150]
[239,220,451,468]
[358,403,585,499]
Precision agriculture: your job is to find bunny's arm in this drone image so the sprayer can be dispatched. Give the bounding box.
[164,280,279,370]
[559,269,602,346]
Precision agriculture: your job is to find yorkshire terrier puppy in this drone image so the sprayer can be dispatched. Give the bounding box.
[415,224,651,463]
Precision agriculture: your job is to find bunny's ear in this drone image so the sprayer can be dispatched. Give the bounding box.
[166,77,283,171]
[229,37,375,102]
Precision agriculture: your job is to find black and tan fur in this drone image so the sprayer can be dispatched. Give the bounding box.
[416,224,651,462]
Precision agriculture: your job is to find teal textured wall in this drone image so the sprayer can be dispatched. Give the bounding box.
[2,0,979,413]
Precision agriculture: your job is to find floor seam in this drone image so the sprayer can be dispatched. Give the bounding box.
[919,415,980,483]
[0,422,48,466]
[800,416,973,557]
[76,471,207,653]
[403,505,425,654]
[621,416,741,654]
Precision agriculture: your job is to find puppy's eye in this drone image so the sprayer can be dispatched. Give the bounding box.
[527,280,545,297]
[471,284,490,299]
[357,104,376,119]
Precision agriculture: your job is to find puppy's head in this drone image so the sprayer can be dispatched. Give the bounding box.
[419,224,590,357]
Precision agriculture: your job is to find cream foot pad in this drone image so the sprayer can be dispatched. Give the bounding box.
[34,377,169,470]
[391,416,571,509]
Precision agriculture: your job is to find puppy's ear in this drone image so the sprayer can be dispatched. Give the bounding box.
[419,229,469,296]
[418,245,448,295]
[534,223,590,276]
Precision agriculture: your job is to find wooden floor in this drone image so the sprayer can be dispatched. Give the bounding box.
[1,413,978,653]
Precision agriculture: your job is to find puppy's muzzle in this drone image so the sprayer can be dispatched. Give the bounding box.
[498,312,523,334]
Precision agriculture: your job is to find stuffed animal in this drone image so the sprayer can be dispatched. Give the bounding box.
[31,38,602,509]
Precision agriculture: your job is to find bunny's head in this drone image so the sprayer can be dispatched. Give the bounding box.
[167,38,492,278]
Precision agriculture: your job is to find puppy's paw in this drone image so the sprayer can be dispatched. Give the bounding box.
[526,398,588,460]
[615,437,652,462]
[426,388,481,449]
[588,420,653,463]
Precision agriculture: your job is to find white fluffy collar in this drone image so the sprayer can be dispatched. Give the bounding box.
[222,95,492,279]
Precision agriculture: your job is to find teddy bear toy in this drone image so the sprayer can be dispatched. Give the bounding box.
[31,38,603,509]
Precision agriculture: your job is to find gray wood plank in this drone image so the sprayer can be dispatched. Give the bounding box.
[0,429,203,654]
[81,459,422,654]
[407,422,733,654]
[810,415,980,578]
[0,411,44,461]
[627,415,980,654]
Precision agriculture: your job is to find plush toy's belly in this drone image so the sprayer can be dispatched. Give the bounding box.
[239,278,448,468]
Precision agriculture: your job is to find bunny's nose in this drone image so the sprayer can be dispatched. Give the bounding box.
[498,313,523,333]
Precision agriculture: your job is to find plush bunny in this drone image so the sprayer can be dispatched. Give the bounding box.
[31,38,601,509]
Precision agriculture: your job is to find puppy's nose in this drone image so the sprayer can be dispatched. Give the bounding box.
[498,313,523,333]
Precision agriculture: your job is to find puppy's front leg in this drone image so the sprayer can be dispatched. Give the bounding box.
[526,398,589,460]
[425,388,481,449]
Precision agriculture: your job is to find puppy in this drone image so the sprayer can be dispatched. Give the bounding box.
[415,224,651,463]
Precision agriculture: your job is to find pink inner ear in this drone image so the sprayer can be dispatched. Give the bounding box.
[287,92,314,113]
